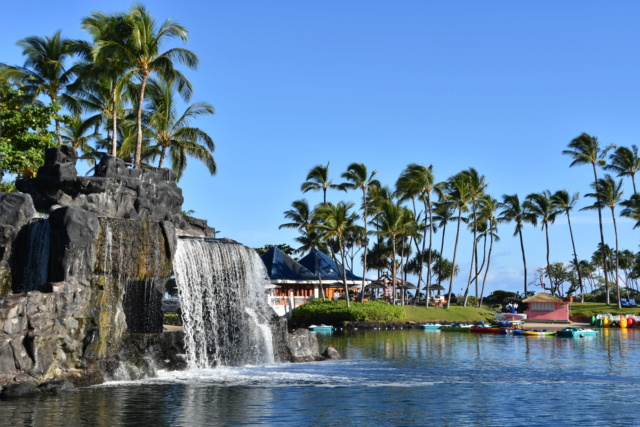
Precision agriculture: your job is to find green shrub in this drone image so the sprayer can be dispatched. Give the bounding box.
[163,313,182,326]
[291,299,406,324]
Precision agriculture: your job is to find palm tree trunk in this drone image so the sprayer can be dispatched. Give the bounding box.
[592,163,609,304]
[314,250,325,301]
[392,237,397,306]
[544,223,553,295]
[111,83,118,157]
[565,212,584,302]
[518,227,528,296]
[446,211,462,308]
[612,208,621,309]
[480,223,494,306]
[135,71,149,168]
[159,147,167,169]
[426,193,434,294]
[437,221,447,291]
[361,190,368,300]
[55,118,63,145]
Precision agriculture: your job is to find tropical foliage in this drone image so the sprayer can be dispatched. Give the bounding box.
[0,4,215,183]
[282,133,640,308]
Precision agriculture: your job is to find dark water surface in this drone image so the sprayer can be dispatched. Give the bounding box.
[2,328,638,426]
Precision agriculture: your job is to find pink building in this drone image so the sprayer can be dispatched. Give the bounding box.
[523,293,570,322]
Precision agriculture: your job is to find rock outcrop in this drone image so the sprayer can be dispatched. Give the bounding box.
[0,145,319,392]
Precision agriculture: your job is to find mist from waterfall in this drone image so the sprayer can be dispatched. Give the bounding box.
[173,239,275,368]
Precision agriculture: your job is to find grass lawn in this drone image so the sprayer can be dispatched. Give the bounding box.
[404,305,497,323]
[569,302,640,319]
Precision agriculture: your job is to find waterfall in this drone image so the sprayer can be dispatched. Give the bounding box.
[23,217,50,292]
[173,238,275,368]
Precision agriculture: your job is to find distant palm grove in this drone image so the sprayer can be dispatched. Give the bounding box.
[282,136,640,309]
[0,3,215,184]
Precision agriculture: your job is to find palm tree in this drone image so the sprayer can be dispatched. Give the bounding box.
[583,175,624,308]
[524,190,560,292]
[551,190,584,301]
[621,193,640,228]
[59,114,99,160]
[144,77,216,179]
[301,162,342,204]
[498,194,537,296]
[81,11,134,156]
[477,196,499,306]
[341,162,380,295]
[91,4,199,168]
[372,200,417,305]
[459,168,487,305]
[0,31,83,144]
[395,164,437,292]
[606,145,640,194]
[563,133,614,304]
[443,172,473,308]
[432,195,454,289]
[280,199,328,299]
[314,201,360,308]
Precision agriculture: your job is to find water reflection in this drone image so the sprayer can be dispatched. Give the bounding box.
[2,329,640,426]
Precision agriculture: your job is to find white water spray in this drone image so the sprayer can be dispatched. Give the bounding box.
[173,239,275,368]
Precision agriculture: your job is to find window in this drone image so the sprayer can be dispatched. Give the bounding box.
[531,302,554,311]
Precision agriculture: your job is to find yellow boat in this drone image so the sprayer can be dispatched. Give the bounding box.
[619,315,628,328]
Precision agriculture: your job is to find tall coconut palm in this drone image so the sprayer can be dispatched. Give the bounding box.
[81,11,134,156]
[551,190,584,301]
[477,196,499,306]
[459,168,487,305]
[91,4,199,168]
[314,201,360,308]
[563,133,614,304]
[443,172,473,307]
[524,190,560,292]
[144,77,216,179]
[583,175,624,308]
[301,162,342,204]
[498,194,537,296]
[0,31,83,144]
[341,162,380,295]
[432,195,454,289]
[606,145,640,194]
[395,164,438,292]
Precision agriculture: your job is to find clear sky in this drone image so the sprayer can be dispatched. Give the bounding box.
[2,1,639,296]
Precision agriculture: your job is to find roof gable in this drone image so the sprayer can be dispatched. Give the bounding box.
[298,250,364,281]
[260,247,316,281]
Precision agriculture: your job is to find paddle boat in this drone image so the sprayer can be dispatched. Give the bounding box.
[470,324,514,334]
[308,324,334,332]
[556,327,597,338]
[420,323,443,330]
[440,323,473,332]
[522,329,556,337]
[494,313,527,322]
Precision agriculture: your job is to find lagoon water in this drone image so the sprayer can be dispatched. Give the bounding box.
[2,328,639,426]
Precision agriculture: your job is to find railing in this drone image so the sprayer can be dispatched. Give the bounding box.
[268,296,312,308]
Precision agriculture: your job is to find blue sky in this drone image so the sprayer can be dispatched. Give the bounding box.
[2,1,640,296]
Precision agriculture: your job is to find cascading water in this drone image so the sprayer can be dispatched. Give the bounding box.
[173,238,275,368]
[22,217,50,292]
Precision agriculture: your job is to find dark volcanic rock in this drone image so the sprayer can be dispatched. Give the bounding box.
[38,379,74,394]
[0,382,41,399]
[284,328,321,362]
[321,346,341,360]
